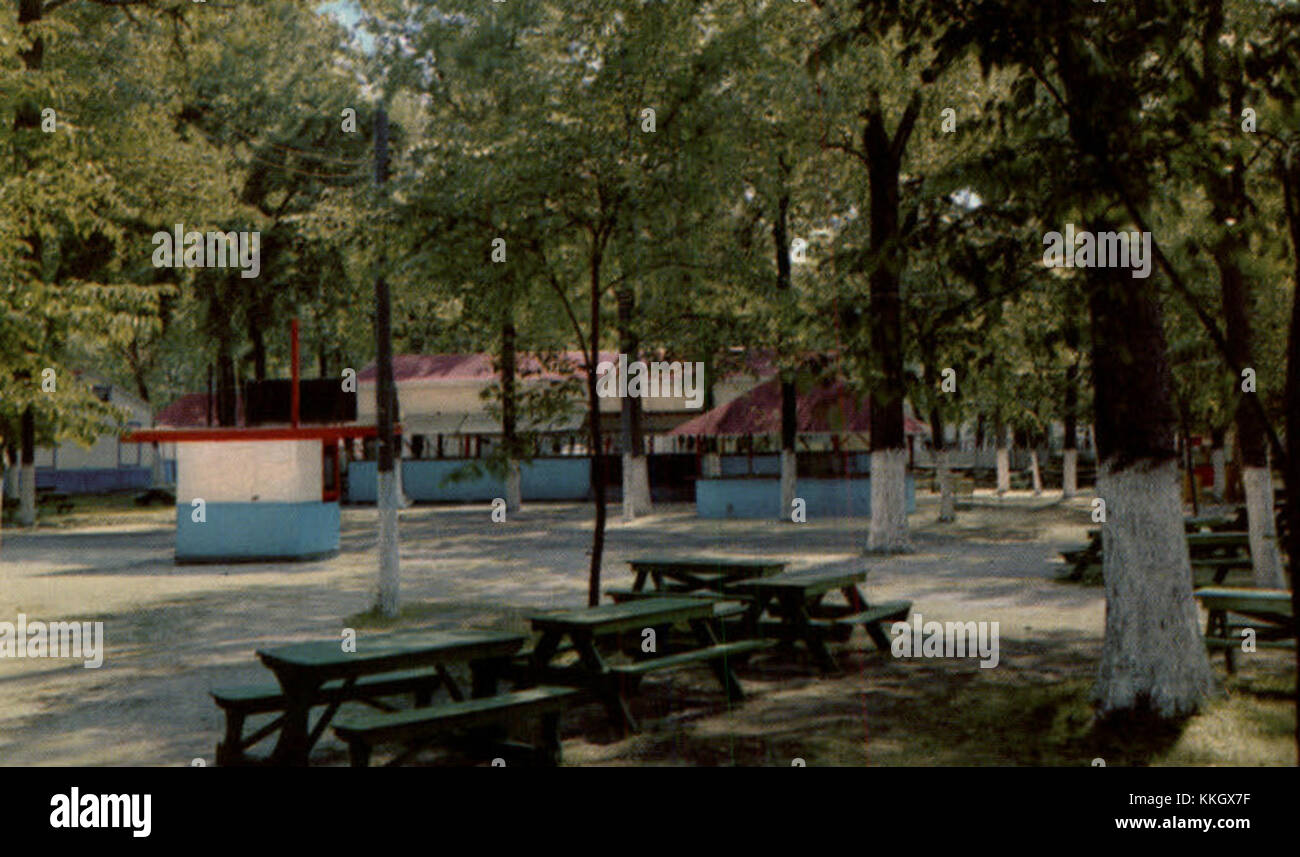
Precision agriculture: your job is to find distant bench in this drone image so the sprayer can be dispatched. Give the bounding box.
[36,487,74,514]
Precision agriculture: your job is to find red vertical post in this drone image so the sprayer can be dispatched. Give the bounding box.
[291,318,300,428]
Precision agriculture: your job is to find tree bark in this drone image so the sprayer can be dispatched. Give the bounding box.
[774,191,799,522]
[931,404,955,522]
[1209,427,1226,501]
[863,104,913,553]
[18,408,35,527]
[616,286,651,520]
[994,415,1010,496]
[1278,153,1300,762]
[586,240,608,607]
[501,317,522,513]
[1087,249,1215,720]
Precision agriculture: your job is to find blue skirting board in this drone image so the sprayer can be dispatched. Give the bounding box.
[695,475,915,519]
[175,501,339,563]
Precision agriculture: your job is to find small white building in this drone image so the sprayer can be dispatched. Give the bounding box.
[26,374,168,494]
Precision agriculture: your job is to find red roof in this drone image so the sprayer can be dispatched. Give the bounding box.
[668,377,928,437]
[154,392,243,428]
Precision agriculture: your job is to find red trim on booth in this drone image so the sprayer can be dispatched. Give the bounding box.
[123,425,397,443]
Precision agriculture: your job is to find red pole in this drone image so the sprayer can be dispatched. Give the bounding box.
[291,318,300,428]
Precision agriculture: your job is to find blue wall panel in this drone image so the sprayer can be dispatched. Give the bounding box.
[175,501,339,562]
[36,467,153,494]
[346,458,591,503]
[696,475,915,519]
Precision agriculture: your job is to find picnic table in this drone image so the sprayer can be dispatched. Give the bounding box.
[527,597,769,735]
[1195,588,1295,673]
[1063,527,1253,585]
[256,628,526,766]
[728,569,911,674]
[626,556,787,594]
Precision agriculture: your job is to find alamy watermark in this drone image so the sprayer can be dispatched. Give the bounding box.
[890,612,999,668]
[596,354,705,409]
[0,614,104,668]
[152,223,261,278]
[1042,223,1152,279]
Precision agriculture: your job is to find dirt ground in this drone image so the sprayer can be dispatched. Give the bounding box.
[0,490,1293,766]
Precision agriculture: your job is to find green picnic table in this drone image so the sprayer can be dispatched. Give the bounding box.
[1194,587,1295,673]
[256,628,526,766]
[727,569,912,674]
[527,597,769,734]
[627,556,787,594]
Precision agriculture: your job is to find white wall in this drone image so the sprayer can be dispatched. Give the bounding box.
[176,440,321,504]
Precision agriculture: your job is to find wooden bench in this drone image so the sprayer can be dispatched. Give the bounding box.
[211,667,444,766]
[1195,587,1295,673]
[332,686,581,767]
[36,488,74,514]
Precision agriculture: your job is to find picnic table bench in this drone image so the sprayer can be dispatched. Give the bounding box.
[526,597,771,735]
[252,628,529,766]
[1062,527,1254,584]
[333,685,580,767]
[625,556,787,594]
[727,569,912,674]
[1194,588,1295,673]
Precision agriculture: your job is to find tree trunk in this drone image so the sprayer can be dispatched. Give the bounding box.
[774,191,798,523]
[616,287,651,521]
[1209,427,1226,501]
[587,246,608,607]
[250,317,268,381]
[216,343,238,427]
[863,110,912,553]
[501,318,522,513]
[18,407,35,527]
[994,416,1010,496]
[1279,154,1300,761]
[1063,348,1080,498]
[372,108,399,617]
[1030,445,1043,496]
[1219,249,1285,586]
[931,405,955,522]
[1088,252,1215,720]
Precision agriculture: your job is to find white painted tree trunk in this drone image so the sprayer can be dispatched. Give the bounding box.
[995,448,1011,495]
[1242,466,1286,588]
[702,452,721,478]
[151,442,165,487]
[936,448,956,522]
[779,449,797,523]
[1030,449,1043,496]
[1094,460,1216,718]
[1211,447,1226,501]
[1062,449,1078,499]
[621,453,653,521]
[18,464,35,527]
[3,451,18,500]
[505,458,522,513]
[867,448,912,552]
[376,469,401,617]
[395,457,412,508]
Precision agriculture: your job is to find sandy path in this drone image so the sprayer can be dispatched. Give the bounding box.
[0,492,1105,765]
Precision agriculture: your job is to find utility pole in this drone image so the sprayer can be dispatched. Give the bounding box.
[373,106,400,617]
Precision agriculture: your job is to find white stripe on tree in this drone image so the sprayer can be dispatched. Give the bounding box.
[868,448,912,552]
[1242,466,1286,588]
[1094,459,1216,717]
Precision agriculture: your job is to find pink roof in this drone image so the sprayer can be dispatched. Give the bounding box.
[668,377,928,437]
[356,352,620,383]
